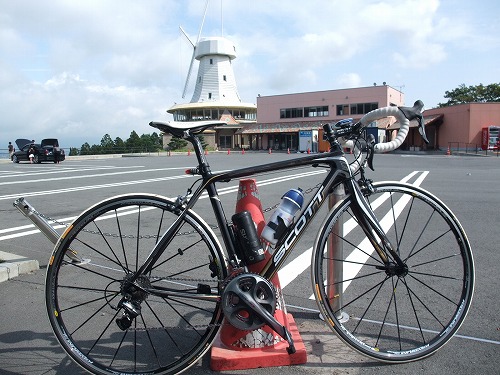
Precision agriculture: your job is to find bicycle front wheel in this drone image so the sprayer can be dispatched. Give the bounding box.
[312,182,474,362]
[46,194,227,375]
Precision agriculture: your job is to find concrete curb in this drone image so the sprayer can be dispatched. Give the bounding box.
[0,251,39,282]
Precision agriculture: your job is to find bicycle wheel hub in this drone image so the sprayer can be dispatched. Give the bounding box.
[120,273,150,301]
[380,261,409,277]
[222,273,276,331]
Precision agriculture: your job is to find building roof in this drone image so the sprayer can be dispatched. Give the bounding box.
[237,120,330,134]
[167,101,256,114]
[386,114,444,130]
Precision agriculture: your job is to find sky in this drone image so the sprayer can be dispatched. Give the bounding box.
[1,0,499,148]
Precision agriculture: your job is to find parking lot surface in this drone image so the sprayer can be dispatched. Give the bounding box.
[0,152,498,374]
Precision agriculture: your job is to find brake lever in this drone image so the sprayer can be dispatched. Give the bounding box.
[417,115,430,144]
[399,100,429,145]
[366,134,376,171]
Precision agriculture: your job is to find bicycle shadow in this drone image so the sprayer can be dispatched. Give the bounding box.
[290,311,387,370]
[0,330,85,375]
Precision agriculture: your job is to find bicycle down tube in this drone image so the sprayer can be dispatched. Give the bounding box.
[136,141,399,292]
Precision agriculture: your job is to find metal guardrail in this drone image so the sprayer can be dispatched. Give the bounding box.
[448,142,500,157]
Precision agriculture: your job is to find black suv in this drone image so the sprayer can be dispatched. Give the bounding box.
[12,139,65,164]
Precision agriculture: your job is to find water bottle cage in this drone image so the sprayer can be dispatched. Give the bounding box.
[267,215,289,241]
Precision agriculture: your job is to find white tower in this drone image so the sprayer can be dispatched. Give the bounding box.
[166,1,256,151]
[189,37,241,103]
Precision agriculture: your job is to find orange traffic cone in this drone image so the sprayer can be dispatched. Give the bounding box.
[268,148,272,154]
[187,149,191,156]
[446,146,451,156]
[210,179,307,371]
[242,148,245,155]
[287,148,290,154]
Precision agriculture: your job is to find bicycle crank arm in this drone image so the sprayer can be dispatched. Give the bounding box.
[237,291,296,354]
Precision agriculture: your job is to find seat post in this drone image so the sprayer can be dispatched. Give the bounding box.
[188,132,212,175]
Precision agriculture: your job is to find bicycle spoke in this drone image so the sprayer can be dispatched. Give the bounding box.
[352,276,388,334]
[73,235,128,273]
[46,195,226,374]
[313,182,474,362]
[151,237,204,272]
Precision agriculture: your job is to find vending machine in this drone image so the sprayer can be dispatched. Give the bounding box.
[481,126,500,150]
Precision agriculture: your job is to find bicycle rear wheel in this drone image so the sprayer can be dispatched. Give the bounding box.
[46,194,227,375]
[312,182,474,362]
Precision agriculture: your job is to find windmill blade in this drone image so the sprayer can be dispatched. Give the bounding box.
[179,26,195,47]
[182,0,210,99]
[182,48,197,98]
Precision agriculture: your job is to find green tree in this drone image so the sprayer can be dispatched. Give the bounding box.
[167,136,188,150]
[140,134,154,152]
[100,134,114,154]
[80,142,91,155]
[126,130,141,152]
[114,137,125,152]
[69,147,79,156]
[151,132,162,150]
[139,132,162,152]
[90,144,103,154]
[438,83,500,107]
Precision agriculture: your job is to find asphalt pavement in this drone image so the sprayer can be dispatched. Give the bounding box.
[0,152,498,375]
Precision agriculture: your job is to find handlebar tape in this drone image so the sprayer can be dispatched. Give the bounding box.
[360,100,424,153]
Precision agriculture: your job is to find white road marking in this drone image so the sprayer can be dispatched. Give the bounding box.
[0,169,326,240]
[273,171,429,293]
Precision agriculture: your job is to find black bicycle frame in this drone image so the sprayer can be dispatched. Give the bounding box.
[134,134,400,285]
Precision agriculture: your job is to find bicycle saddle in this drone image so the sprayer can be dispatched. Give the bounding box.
[150,120,227,138]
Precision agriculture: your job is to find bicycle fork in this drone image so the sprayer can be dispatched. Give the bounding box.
[346,178,407,273]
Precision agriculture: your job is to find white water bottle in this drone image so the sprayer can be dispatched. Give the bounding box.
[261,188,304,245]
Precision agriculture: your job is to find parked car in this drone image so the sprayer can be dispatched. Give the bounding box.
[11,138,65,164]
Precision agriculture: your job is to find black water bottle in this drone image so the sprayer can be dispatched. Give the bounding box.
[231,211,265,264]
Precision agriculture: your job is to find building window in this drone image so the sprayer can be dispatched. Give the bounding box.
[223,75,227,81]
[337,104,350,116]
[350,102,378,115]
[305,106,328,117]
[280,107,303,119]
[210,58,213,64]
[208,93,212,99]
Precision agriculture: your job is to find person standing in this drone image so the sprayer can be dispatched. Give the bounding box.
[28,144,35,163]
[54,146,61,163]
[8,142,14,159]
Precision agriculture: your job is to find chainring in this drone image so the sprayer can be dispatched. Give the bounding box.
[221,272,276,331]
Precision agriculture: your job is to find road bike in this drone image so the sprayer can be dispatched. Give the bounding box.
[45,101,474,374]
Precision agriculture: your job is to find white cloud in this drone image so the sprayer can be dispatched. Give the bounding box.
[337,73,363,88]
[1,0,499,148]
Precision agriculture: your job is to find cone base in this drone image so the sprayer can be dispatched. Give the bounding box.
[210,313,307,371]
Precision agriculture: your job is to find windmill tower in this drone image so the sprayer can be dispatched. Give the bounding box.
[188,36,240,103]
[167,0,256,150]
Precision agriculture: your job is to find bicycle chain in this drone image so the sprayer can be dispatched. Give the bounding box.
[40,184,323,334]
[34,182,323,239]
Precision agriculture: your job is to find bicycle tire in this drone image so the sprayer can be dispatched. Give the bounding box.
[312,181,474,362]
[46,194,227,375]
